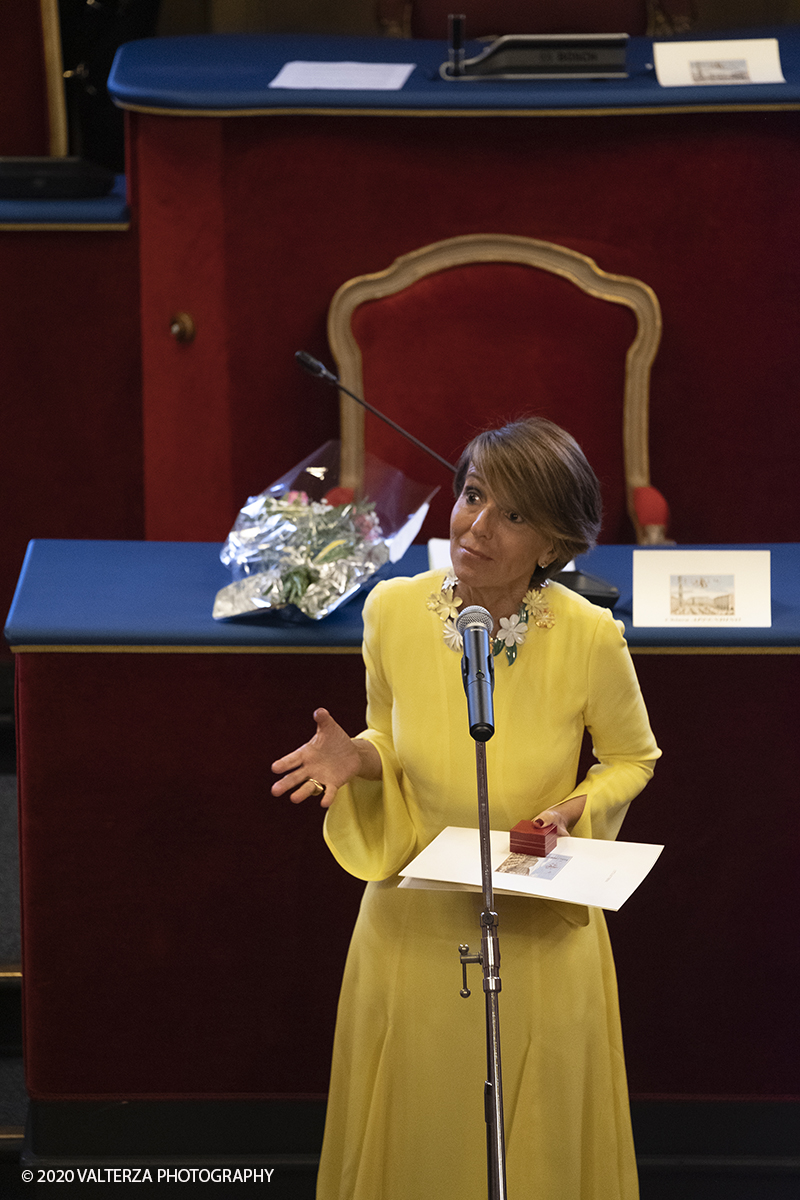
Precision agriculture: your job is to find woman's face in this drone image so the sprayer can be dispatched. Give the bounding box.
[449,468,554,597]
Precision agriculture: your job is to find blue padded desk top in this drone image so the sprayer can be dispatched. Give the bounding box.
[4,540,799,650]
[108,29,800,115]
[0,175,129,227]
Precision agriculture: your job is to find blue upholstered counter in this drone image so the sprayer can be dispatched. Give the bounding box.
[5,539,799,650]
[108,29,800,114]
[0,174,129,228]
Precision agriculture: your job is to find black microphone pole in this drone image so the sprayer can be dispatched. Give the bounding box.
[455,607,508,1200]
[295,350,457,475]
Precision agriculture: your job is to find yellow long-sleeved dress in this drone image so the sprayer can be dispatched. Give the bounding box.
[319,569,660,1200]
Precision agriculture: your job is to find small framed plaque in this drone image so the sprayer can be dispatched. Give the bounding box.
[633,549,771,628]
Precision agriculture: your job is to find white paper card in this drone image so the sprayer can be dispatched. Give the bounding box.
[399,827,663,912]
[654,39,785,87]
[387,502,430,563]
[269,61,416,90]
[633,549,771,627]
[427,538,450,570]
[427,538,576,573]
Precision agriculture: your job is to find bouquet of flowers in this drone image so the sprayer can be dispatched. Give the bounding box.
[213,441,436,621]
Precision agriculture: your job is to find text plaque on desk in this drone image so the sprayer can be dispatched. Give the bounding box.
[653,38,785,87]
[633,549,771,627]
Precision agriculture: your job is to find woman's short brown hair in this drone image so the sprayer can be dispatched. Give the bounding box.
[453,417,602,585]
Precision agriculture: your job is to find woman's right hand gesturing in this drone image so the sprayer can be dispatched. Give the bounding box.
[271,708,381,808]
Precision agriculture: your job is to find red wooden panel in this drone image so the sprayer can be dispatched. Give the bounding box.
[0,5,51,155]
[0,229,143,660]
[130,107,800,547]
[17,650,366,1099]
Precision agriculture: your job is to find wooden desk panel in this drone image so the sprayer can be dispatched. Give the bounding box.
[15,647,366,1100]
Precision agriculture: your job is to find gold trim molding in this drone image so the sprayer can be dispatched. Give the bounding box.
[0,223,130,233]
[11,642,796,657]
[40,0,69,156]
[11,644,363,655]
[630,646,799,656]
[116,102,800,119]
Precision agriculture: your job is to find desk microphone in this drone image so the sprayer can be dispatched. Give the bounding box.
[456,606,495,742]
[295,350,457,475]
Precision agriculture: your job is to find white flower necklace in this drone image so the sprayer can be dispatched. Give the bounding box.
[426,571,554,666]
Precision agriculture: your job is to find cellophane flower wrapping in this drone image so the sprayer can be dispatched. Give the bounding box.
[213,441,437,621]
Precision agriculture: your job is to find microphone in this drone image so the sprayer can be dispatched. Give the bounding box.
[295,350,338,383]
[294,350,457,475]
[456,606,495,742]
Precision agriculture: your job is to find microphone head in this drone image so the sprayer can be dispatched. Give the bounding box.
[456,605,493,637]
[295,350,338,382]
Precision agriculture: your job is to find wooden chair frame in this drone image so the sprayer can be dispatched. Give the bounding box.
[40,0,69,156]
[328,233,663,542]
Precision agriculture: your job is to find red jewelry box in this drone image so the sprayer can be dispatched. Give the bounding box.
[509,820,558,857]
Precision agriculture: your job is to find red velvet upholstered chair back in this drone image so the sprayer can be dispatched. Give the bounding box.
[407,1,648,40]
[328,234,668,545]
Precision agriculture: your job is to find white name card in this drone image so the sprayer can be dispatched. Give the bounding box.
[654,38,785,88]
[633,549,771,627]
[269,61,416,91]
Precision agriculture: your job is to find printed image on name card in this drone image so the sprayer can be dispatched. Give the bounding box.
[691,58,749,83]
[497,852,571,879]
[670,573,734,616]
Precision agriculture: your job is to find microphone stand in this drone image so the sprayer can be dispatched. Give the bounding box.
[295,350,458,475]
[462,741,508,1200]
[457,612,508,1200]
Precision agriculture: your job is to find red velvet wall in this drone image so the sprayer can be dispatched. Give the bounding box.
[130,107,800,546]
[127,118,237,543]
[0,5,51,155]
[0,229,144,660]
[16,649,366,1099]
[612,654,800,1100]
[410,1,648,39]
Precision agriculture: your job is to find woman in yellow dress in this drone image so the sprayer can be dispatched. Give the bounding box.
[272,418,660,1200]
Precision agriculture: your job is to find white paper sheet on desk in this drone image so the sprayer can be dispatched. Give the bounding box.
[269,61,416,90]
[427,538,576,573]
[653,38,784,87]
[399,827,663,911]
